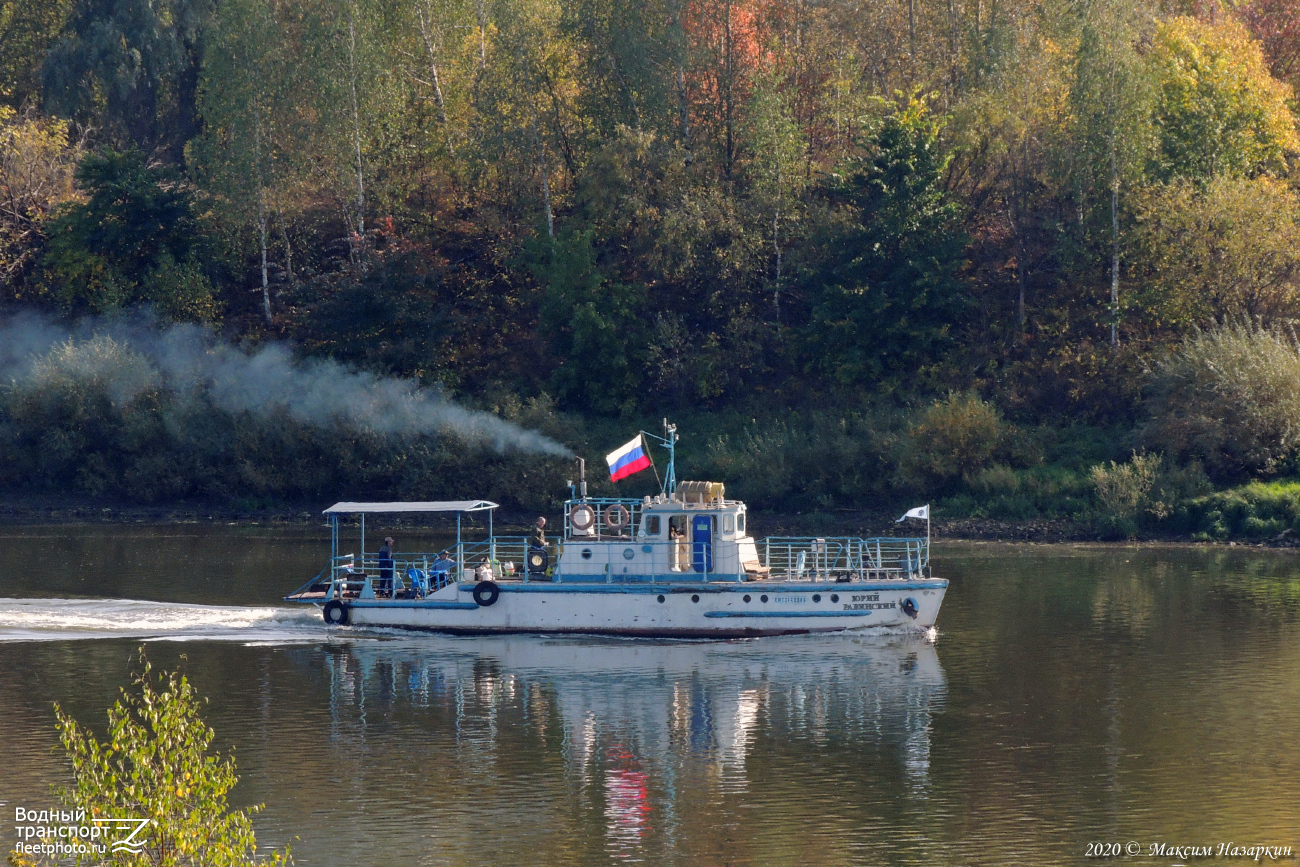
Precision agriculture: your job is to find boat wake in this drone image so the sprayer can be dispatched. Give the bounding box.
[0,598,332,643]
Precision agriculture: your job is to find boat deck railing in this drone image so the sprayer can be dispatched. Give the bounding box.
[287,536,549,601]
[761,537,929,580]
[286,533,931,602]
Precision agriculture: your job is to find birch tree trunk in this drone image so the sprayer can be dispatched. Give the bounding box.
[346,1,366,254]
[530,111,553,240]
[670,0,691,161]
[1110,134,1120,348]
[253,99,272,324]
[476,0,488,69]
[773,204,782,320]
[415,1,449,126]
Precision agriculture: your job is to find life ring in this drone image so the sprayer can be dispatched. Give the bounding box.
[323,600,349,625]
[900,597,919,619]
[472,581,500,607]
[604,503,630,529]
[570,504,596,531]
[527,547,549,573]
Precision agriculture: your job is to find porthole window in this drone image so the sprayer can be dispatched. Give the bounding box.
[691,594,700,603]
[830,593,839,603]
[623,548,635,560]
[743,594,751,603]
[657,594,666,603]
[760,594,769,603]
[581,548,593,560]
[812,593,821,603]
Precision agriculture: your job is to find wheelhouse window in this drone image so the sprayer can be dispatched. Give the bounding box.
[737,512,746,534]
[723,514,734,534]
[644,515,661,536]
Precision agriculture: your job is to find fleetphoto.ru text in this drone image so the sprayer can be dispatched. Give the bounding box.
[12,807,151,858]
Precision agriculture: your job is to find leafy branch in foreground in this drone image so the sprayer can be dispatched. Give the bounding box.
[23,650,290,866]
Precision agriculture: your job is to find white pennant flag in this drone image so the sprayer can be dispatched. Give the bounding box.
[896,505,929,522]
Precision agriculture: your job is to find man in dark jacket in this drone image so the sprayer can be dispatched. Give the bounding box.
[378,536,395,596]
[528,518,548,577]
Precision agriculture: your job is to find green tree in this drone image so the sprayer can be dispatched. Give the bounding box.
[192,0,296,323]
[38,149,218,320]
[0,106,84,291]
[746,71,807,321]
[805,96,968,387]
[1131,175,1300,327]
[537,230,646,414]
[0,0,75,107]
[1067,0,1155,347]
[1148,15,1299,181]
[41,0,212,161]
[293,244,457,382]
[50,651,289,866]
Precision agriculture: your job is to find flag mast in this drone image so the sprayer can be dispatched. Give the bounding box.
[639,419,678,495]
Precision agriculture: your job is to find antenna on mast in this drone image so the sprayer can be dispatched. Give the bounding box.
[639,420,678,495]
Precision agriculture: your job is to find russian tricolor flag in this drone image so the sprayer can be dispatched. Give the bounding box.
[606,435,652,482]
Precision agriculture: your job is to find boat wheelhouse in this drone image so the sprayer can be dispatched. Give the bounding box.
[287,426,947,637]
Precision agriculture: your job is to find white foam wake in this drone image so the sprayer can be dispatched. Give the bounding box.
[0,598,329,643]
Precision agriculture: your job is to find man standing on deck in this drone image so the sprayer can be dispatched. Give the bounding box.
[528,517,549,577]
[378,536,396,596]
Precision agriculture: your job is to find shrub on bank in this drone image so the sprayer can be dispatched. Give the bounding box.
[1091,453,1163,538]
[943,464,1094,520]
[689,410,897,510]
[1145,321,1300,480]
[1160,480,1300,540]
[894,392,1005,491]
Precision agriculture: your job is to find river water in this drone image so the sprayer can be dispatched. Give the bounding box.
[1,526,1297,865]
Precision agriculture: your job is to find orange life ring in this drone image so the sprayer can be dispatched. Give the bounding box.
[570,504,596,530]
[604,504,630,529]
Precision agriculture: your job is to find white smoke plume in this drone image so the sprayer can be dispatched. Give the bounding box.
[0,309,573,457]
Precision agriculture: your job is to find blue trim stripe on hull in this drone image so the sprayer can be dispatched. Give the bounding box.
[477,580,945,595]
[347,623,920,638]
[349,600,479,610]
[704,610,877,618]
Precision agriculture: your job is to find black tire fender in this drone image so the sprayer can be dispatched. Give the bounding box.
[323,599,349,625]
[900,597,919,619]
[472,581,501,607]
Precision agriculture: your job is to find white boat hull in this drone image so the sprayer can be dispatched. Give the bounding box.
[335,578,948,637]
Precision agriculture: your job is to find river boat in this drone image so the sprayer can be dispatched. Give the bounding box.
[285,424,947,637]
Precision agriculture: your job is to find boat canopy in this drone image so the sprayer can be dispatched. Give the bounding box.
[324,500,499,514]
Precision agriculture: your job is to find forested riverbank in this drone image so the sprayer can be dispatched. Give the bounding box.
[4,0,1300,540]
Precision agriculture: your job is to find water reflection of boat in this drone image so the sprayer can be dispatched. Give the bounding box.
[315,632,947,826]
